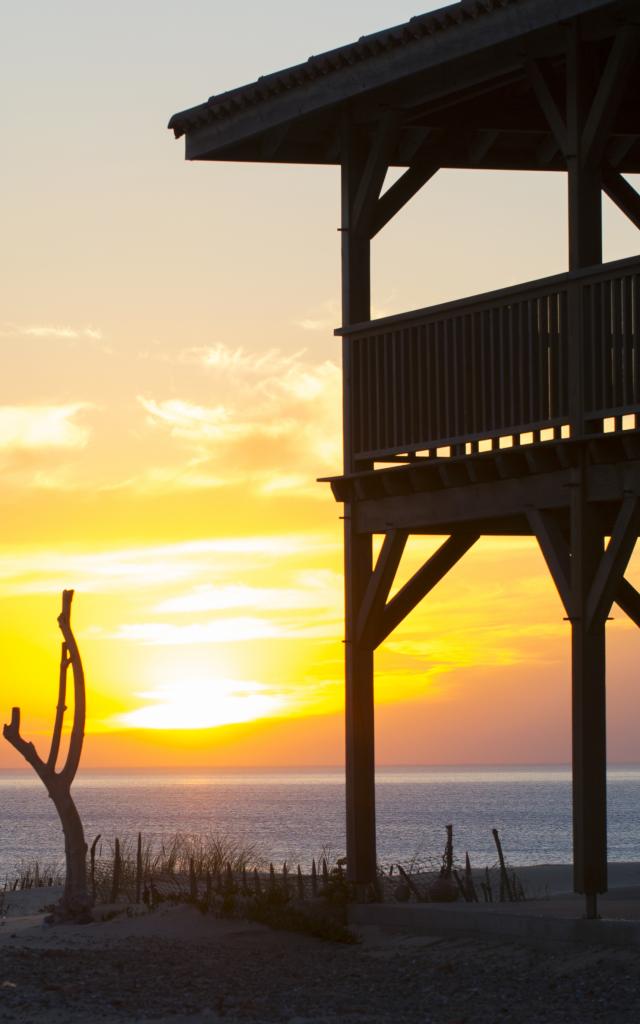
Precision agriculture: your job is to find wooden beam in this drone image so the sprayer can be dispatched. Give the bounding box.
[536,134,560,167]
[615,577,640,628]
[395,126,431,164]
[566,22,602,273]
[351,112,398,238]
[586,496,640,630]
[581,27,640,167]
[606,134,638,169]
[526,59,568,156]
[370,158,440,239]
[260,122,290,160]
[468,129,500,165]
[376,532,479,648]
[602,167,640,230]
[356,530,408,649]
[527,508,572,613]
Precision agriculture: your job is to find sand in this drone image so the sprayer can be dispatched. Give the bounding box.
[1,870,639,1023]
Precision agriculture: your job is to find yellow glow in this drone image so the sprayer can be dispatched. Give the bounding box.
[118,676,285,730]
[3,3,640,768]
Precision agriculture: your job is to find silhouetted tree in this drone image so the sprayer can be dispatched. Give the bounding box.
[3,590,91,922]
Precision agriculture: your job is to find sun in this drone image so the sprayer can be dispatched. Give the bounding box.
[117,675,285,730]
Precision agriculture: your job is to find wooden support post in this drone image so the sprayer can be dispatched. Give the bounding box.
[570,464,607,916]
[342,120,376,892]
[566,23,605,919]
[566,24,602,276]
[529,489,640,918]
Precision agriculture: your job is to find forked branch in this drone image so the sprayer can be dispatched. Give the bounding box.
[3,707,46,781]
[2,589,90,921]
[3,590,84,783]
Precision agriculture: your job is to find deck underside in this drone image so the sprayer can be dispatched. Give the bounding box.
[327,431,640,536]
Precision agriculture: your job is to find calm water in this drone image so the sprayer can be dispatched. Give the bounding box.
[1,765,639,880]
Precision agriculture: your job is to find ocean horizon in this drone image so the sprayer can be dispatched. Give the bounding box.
[2,763,639,881]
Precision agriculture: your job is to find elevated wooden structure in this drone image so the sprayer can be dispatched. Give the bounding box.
[171,0,640,916]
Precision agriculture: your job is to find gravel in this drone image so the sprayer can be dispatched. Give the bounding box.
[0,921,639,1024]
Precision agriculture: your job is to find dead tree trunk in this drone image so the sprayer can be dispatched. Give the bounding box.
[3,590,91,922]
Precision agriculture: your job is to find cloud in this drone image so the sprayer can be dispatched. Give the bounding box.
[154,571,342,614]
[138,397,292,444]
[105,615,339,645]
[294,299,340,333]
[0,324,103,341]
[188,344,304,375]
[0,403,92,450]
[111,617,283,645]
[295,298,392,332]
[0,535,339,596]
[297,318,334,333]
[136,347,342,497]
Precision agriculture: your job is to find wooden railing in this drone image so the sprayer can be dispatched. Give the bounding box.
[339,255,640,462]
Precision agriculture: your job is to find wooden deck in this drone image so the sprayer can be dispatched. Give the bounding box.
[339,255,640,465]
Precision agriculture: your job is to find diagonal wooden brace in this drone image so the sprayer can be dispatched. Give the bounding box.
[527,508,572,614]
[526,59,568,157]
[374,532,479,649]
[614,577,640,628]
[581,26,640,167]
[356,530,407,649]
[370,158,440,238]
[351,111,398,239]
[586,496,640,630]
[529,500,640,628]
[602,168,640,231]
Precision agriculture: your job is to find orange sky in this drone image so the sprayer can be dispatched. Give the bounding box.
[1,1,640,769]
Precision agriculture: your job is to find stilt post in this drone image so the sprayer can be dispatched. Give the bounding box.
[565,23,608,919]
[341,118,376,892]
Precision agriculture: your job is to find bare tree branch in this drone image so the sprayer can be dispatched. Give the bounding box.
[48,642,70,771]
[56,589,86,784]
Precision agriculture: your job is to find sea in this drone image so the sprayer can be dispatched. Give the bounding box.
[1,764,639,882]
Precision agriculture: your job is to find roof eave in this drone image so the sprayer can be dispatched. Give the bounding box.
[169,0,621,163]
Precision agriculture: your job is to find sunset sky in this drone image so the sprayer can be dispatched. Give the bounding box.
[2,0,639,769]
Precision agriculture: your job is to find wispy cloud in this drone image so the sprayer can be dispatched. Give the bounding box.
[0,324,103,341]
[186,344,304,375]
[295,298,392,332]
[136,347,341,497]
[154,571,341,614]
[0,403,92,450]
[105,616,338,645]
[0,535,339,596]
[138,397,292,444]
[112,617,283,645]
[294,299,340,333]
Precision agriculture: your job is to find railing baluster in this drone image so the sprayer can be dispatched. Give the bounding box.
[481,309,489,434]
[585,283,598,420]
[622,274,633,409]
[630,276,634,411]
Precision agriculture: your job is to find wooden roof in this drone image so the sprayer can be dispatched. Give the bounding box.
[169,0,640,172]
